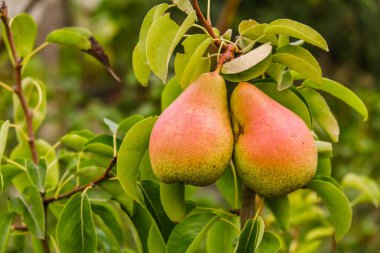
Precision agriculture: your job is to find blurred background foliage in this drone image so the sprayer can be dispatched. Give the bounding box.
[0,0,379,252]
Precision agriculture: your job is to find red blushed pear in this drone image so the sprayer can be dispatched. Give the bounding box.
[231,82,317,198]
[149,72,234,186]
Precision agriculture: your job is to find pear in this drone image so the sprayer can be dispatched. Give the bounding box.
[231,82,317,198]
[149,72,234,186]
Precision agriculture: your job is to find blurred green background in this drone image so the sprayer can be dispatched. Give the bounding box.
[0,0,379,252]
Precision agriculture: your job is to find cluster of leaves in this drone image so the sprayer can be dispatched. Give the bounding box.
[0,1,379,253]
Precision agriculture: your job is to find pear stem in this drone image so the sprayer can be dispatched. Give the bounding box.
[240,184,256,229]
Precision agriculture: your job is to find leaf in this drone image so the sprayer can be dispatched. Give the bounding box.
[240,23,278,46]
[91,201,124,245]
[117,117,157,203]
[133,43,151,86]
[146,12,197,82]
[307,177,352,241]
[83,134,114,157]
[221,43,272,74]
[148,223,166,253]
[316,157,331,177]
[0,120,9,190]
[139,180,175,240]
[130,202,155,253]
[215,164,242,209]
[341,173,380,207]
[0,213,13,253]
[10,14,37,58]
[161,77,183,111]
[57,193,97,253]
[139,3,171,63]
[166,212,219,253]
[316,140,333,158]
[206,218,239,253]
[8,186,45,238]
[117,114,145,136]
[175,35,212,88]
[103,118,118,134]
[46,27,92,49]
[25,159,47,193]
[60,130,95,150]
[256,232,281,253]
[278,70,293,91]
[160,182,187,223]
[171,0,194,14]
[272,45,322,84]
[254,82,312,128]
[265,19,329,51]
[236,216,265,253]
[265,196,290,231]
[266,63,284,86]
[302,78,368,121]
[299,87,339,142]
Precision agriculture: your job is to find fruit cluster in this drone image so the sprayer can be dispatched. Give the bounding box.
[149,72,317,198]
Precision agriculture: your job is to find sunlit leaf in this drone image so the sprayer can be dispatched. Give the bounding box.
[171,0,194,14]
[57,193,96,253]
[302,78,368,121]
[133,43,151,86]
[240,23,278,46]
[10,14,37,59]
[236,216,265,253]
[307,177,352,241]
[117,114,145,136]
[146,12,197,82]
[46,27,92,49]
[0,120,9,191]
[167,212,219,253]
[265,19,328,51]
[8,186,45,238]
[117,117,157,204]
[222,56,272,82]
[103,118,118,134]
[278,70,293,91]
[272,45,322,84]
[25,159,46,193]
[342,173,380,207]
[316,140,333,158]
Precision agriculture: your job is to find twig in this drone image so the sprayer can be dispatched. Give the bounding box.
[12,225,29,231]
[240,184,256,229]
[43,157,117,204]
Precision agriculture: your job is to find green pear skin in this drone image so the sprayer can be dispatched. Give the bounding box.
[149,72,234,186]
[231,82,317,198]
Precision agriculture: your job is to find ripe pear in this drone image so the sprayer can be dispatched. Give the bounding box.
[231,82,317,198]
[149,72,234,186]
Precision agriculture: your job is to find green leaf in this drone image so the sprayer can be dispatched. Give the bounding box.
[341,173,380,207]
[206,218,239,253]
[316,140,333,158]
[13,78,46,137]
[265,196,290,231]
[133,43,151,86]
[117,114,145,136]
[46,27,92,50]
[215,164,241,209]
[256,232,281,253]
[139,180,175,240]
[254,82,312,128]
[316,157,331,177]
[236,216,265,253]
[57,193,97,253]
[167,212,219,253]
[171,0,194,14]
[139,3,171,63]
[302,78,368,121]
[307,177,352,241]
[10,14,37,58]
[175,35,212,89]
[9,186,45,238]
[272,45,322,84]
[266,63,284,88]
[160,182,187,223]
[91,201,124,245]
[83,134,114,157]
[148,223,166,253]
[221,43,272,75]
[0,120,9,191]
[240,23,278,46]
[130,202,155,253]
[117,117,157,203]
[161,77,183,111]
[278,70,293,91]
[60,130,95,150]
[265,19,329,51]
[103,118,118,134]
[146,12,197,82]
[25,159,47,193]
[299,87,339,142]
[0,213,13,253]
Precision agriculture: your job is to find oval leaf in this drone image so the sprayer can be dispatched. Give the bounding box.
[236,216,265,253]
[161,77,183,111]
[0,213,13,253]
[57,193,96,253]
[146,12,196,82]
[265,196,290,231]
[341,173,380,207]
[160,182,187,223]
[46,27,92,50]
[272,45,322,84]
[302,78,368,121]
[307,177,352,241]
[0,120,10,160]
[133,42,151,86]
[10,14,37,58]
[221,43,272,74]
[171,0,194,14]
[256,232,281,253]
[207,218,239,253]
[265,19,328,51]
[148,223,166,253]
[117,117,157,203]
[167,212,219,253]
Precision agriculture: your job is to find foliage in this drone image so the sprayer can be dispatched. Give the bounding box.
[0,0,378,252]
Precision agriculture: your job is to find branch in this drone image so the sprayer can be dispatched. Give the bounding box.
[1,1,38,164]
[44,157,117,204]
[240,184,256,229]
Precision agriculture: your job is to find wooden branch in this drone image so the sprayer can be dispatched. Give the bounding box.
[240,184,256,229]
[44,157,117,204]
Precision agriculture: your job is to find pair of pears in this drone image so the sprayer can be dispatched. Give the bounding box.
[149,72,317,198]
